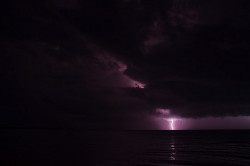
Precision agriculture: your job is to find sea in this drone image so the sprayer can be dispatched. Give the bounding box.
[1,130,250,166]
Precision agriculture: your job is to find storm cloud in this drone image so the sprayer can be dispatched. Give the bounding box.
[1,0,250,129]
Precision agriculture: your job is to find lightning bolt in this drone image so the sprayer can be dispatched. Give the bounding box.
[169,119,175,130]
[166,118,181,130]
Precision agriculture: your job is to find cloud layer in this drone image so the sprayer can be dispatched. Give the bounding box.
[1,0,250,129]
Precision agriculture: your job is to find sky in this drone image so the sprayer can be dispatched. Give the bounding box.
[1,0,250,130]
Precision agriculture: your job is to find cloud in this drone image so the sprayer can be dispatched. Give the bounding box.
[2,0,250,129]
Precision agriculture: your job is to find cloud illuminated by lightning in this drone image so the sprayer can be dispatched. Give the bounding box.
[156,108,171,115]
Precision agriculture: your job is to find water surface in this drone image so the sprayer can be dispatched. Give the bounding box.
[1,130,250,166]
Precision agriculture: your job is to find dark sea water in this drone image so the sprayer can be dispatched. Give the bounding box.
[1,130,250,166]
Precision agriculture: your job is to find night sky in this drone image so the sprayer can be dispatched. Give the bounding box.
[1,0,250,130]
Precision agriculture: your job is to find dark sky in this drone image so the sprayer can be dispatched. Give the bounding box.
[1,0,250,129]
